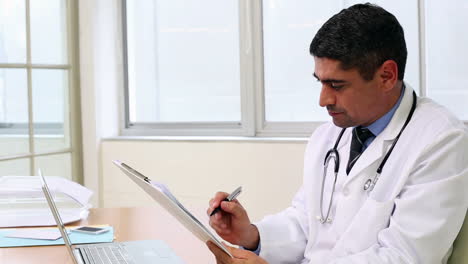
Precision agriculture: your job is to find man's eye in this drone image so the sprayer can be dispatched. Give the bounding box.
[330,83,344,90]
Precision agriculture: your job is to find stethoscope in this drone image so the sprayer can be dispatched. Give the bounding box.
[318,91,417,224]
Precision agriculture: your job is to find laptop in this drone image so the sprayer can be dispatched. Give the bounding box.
[39,170,183,264]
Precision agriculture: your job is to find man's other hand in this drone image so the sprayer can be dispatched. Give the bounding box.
[207,241,268,264]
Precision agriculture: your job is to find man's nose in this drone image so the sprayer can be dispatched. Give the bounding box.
[319,85,335,107]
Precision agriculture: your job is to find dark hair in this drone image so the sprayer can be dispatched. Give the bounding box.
[310,3,407,81]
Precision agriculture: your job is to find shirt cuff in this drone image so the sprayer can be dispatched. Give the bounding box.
[241,240,261,256]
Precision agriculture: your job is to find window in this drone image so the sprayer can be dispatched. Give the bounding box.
[123,0,243,136]
[425,0,468,120]
[0,0,80,180]
[122,0,468,137]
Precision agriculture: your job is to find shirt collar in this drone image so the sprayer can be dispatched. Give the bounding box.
[364,84,406,137]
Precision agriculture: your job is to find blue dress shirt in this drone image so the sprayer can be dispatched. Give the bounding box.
[361,85,405,150]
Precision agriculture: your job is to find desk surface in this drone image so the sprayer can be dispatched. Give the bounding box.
[0,207,215,264]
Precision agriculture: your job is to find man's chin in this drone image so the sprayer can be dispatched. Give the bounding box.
[331,118,353,128]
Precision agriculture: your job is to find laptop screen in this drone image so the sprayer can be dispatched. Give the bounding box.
[40,170,79,264]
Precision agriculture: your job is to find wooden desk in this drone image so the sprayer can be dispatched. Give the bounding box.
[0,207,215,263]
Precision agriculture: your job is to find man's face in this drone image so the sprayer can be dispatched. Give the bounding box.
[314,57,385,128]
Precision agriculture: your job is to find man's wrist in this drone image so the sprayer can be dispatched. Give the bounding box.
[242,224,260,250]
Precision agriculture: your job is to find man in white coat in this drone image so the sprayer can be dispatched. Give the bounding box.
[207,3,468,264]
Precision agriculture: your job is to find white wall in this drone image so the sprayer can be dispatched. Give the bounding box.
[100,139,306,222]
[79,0,121,206]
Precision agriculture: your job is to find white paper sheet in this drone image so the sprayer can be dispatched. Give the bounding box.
[0,176,93,228]
[6,228,70,240]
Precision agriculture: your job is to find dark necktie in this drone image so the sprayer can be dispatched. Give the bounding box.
[346,127,374,174]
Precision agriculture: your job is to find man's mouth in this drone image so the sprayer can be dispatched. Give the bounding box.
[328,111,343,117]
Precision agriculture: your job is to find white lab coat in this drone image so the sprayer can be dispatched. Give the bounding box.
[256,85,468,264]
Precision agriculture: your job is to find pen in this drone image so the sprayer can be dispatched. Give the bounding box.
[210,186,242,216]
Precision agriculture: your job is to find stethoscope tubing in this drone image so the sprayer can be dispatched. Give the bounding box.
[319,91,417,223]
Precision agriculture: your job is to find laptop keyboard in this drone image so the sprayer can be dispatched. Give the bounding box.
[80,244,131,264]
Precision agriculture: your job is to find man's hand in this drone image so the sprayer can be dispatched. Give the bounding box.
[207,192,259,249]
[207,241,268,264]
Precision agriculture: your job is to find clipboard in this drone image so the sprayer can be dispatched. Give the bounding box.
[113,160,233,257]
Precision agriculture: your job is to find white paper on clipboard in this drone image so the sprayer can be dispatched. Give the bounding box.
[112,160,233,258]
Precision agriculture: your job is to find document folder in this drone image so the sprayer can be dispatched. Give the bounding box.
[113,160,233,257]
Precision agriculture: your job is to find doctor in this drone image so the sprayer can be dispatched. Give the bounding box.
[207,3,468,264]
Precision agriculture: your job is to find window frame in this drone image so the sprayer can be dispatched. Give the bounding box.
[120,0,467,138]
[0,0,82,181]
[120,0,321,137]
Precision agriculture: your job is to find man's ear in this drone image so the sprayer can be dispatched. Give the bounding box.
[378,60,398,92]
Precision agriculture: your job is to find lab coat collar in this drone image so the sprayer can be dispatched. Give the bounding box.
[345,82,416,182]
[380,82,415,141]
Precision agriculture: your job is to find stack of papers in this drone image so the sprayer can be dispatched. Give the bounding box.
[0,176,93,227]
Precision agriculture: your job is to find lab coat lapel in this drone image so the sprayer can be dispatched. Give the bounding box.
[344,83,415,184]
[344,135,386,183]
